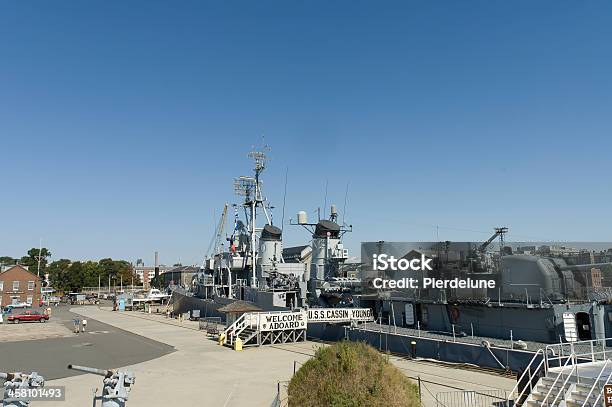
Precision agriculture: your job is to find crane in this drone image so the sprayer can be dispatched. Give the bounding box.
[478,227,508,253]
[203,204,229,268]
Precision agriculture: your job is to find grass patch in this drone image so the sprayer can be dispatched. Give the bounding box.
[288,341,421,407]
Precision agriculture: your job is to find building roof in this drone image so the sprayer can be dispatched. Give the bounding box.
[0,264,41,280]
[165,266,199,274]
[217,300,262,314]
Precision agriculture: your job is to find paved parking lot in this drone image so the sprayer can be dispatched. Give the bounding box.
[0,308,72,342]
[0,305,174,380]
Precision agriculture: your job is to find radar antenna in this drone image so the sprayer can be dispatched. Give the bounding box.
[235,146,273,287]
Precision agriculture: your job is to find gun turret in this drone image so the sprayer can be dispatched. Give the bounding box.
[67,364,135,407]
[67,365,112,377]
[1,371,45,407]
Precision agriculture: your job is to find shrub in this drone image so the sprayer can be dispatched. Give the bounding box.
[288,341,420,407]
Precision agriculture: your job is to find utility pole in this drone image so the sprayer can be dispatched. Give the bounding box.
[36,238,43,302]
[36,238,42,278]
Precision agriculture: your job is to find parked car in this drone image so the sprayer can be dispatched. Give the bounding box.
[6,302,31,309]
[8,310,50,324]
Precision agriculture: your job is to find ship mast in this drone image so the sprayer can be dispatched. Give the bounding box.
[234,147,271,288]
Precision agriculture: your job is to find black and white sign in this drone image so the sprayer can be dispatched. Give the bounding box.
[307,308,373,323]
[259,310,307,332]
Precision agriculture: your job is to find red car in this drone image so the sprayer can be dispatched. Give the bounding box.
[8,310,50,323]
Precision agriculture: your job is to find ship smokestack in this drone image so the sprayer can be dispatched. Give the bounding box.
[154,251,159,287]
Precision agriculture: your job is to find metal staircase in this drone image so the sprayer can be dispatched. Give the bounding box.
[507,338,612,407]
[220,310,307,349]
[222,313,260,348]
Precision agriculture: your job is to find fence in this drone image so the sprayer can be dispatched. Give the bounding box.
[198,317,223,336]
[271,380,289,407]
[435,389,507,407]
[82,286,145,295]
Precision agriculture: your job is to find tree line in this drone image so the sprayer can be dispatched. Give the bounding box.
[1,248,138,293]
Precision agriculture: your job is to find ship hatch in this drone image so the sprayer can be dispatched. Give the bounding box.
[575,312,592,341]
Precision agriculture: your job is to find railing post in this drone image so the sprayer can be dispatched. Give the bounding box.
[527,366,533,394]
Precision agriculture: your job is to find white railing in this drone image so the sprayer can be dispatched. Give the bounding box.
[222,313,252,345]
[545,338,609,371]
[581,359,611,406]
[542,352,576,405]
[507,338,612,406]
[506,349,546,404]
[550,358,579,406]
[591,368,612,406]
[222,310,301,345]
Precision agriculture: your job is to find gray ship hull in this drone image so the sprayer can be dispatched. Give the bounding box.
[170,287,293,321]
[170,289,232,320]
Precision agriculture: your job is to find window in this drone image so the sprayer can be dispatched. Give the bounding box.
[28,281,35,291]
[0,281,3,291]
[12,281,19,291]
[26,296,33,305]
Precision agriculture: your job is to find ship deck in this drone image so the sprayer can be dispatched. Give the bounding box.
[361,322,567,353]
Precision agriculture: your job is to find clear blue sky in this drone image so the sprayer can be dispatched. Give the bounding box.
[1,1,611,266]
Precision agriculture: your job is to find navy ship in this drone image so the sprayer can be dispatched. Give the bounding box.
[171,148,612,346]
[359,238,612,344]
[170,147,355,319]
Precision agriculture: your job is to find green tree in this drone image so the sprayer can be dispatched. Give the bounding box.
[65,261,86,292]
[0,256,16,266]
[82,261,101,287]
[47,259,71,292]
[19,248,52,275]
[98,258,137,288]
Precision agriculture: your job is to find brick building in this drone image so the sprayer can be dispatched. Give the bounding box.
[0,265,42,307]
[134,265,172,289]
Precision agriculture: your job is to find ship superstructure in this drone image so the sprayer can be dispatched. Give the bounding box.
[291,206,358,307]
[187,147,307,313]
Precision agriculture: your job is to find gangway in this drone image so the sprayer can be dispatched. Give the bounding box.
[507,338,612,406]
[218,307,373,350]
[220,310,307,348]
